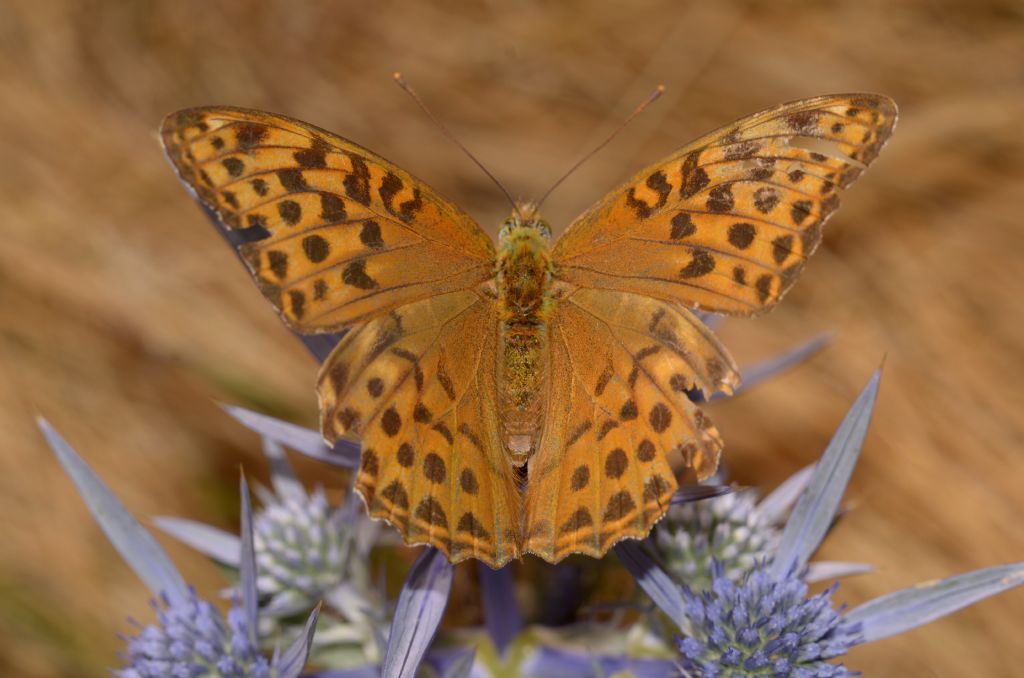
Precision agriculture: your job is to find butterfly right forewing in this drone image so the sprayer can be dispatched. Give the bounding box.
[553,94,897,315]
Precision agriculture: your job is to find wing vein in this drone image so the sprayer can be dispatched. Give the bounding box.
[557,265,760,311]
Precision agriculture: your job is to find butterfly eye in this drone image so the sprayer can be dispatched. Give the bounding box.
[498,217,517,241]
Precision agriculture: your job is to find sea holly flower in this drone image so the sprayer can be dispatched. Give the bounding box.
[675,563,858,676]
[38,419,319,678]
[411,623,678,678]
[196,335,836,677]
[655,333,869,591]
[215,405,458,678]
[220,403,739,677]
[251,484,370,616]
[121,588,275,677]
[655,481,782,592]
[382,547,454,677]
[618,369,1024,676]
[154,433,381,616]
[155,432,385,667]
[303,548,456,677]
[653,466,870,591]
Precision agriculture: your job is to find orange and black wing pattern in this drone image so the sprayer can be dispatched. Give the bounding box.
[524,287,739,562]
[553,94,897,315]
[318,290,521,567]
[161,107,496,331]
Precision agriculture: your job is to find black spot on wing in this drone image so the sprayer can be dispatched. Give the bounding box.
[235,123,268,150]
[559,507,593,534]
[288,290,305,320]
[680,151,710,198]
[344,153,372,206]
[294,148,327,168]
[251,178,269,196]
[360,220,384,249]
[570,465,590,491]
[302,235,330,263]
[379,172,423,222]
[670,213,696,239]
[415,498,448,528]
[706,184,734,213]
[625,170,672,219]
[267,251,288,279]
[679,249,715,278]
[278,169,308,192]
[423,453,446,483]
[342,260,378,289]
[313,279,328,300]
[753,187,780,214]
[727,223,755,249]
[381,406,401,436]
[772,235,794,265]
[320,193,346,222]
[791,200,814,226]
[222,157,244,177]
[278,200,302,225]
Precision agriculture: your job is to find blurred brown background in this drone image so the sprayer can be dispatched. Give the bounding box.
[1,1,1022,675]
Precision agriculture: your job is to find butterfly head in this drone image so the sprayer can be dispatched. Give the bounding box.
[499,203,552,243]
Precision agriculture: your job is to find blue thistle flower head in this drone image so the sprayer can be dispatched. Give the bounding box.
[38,420,320,678]
[118,590,270,678]
[620,370,1024,676]
[254,486,361,602]
[656,489,778,591]
[676,561,859,677]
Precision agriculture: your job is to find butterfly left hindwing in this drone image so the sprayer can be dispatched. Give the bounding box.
[318,290,522,566]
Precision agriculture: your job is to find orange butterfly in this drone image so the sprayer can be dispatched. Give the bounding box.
[161,93,896,568]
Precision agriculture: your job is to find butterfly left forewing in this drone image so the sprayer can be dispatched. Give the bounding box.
[552,94,897,315]
[523,287,738,562]
[161,107,496,330]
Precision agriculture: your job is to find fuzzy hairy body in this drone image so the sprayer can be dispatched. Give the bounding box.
[496,224,553,466]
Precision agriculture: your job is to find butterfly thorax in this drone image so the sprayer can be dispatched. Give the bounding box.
[495,209,554,467]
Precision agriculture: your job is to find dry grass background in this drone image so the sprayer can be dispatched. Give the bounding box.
[1,1,1022,675]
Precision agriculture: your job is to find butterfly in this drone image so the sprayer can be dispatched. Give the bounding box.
[161,93,896,568]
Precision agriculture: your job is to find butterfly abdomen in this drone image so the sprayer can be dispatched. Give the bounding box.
[496,222,553,466]
[499,323,546,466]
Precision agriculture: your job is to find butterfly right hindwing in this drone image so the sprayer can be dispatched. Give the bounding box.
[523,287,739,562]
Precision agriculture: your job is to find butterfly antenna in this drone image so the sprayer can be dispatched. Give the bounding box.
[394,72,520,219]
[534,84,665,214]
